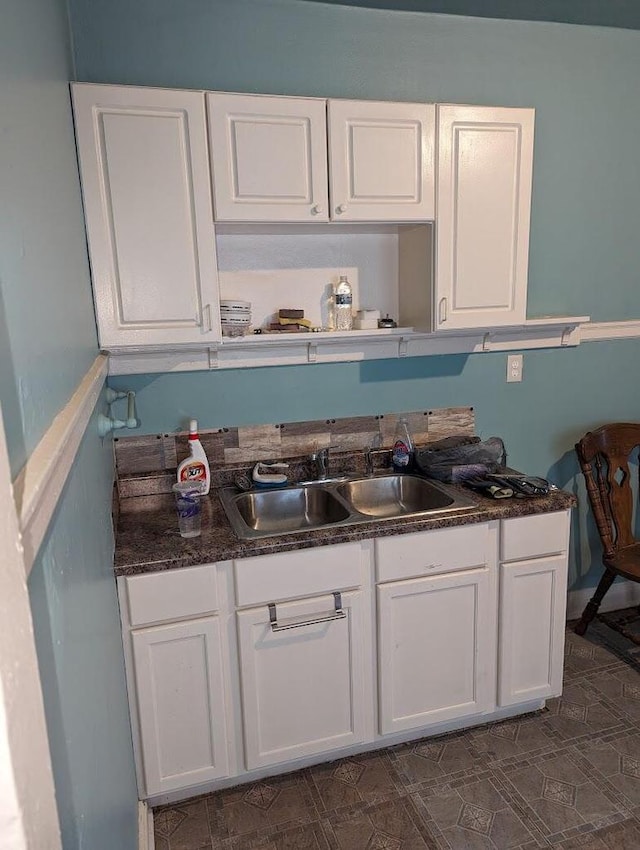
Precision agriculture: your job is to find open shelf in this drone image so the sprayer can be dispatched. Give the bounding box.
[106,317,590,375]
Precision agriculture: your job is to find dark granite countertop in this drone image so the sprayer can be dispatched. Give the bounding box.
[114,478,577,577]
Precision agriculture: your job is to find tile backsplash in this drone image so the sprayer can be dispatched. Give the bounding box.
[114,407,475,493]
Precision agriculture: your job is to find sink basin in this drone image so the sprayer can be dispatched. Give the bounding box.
[337,474,458,518]
[220,473,477,540]
[230,486,350,535]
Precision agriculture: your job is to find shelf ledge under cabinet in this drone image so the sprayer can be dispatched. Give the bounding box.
[105,316,590,375]
[220,327,415,344]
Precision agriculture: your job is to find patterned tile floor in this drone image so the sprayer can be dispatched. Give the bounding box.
[153,613,640,850]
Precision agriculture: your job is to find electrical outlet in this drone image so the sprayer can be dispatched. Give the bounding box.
[506,354,523,383]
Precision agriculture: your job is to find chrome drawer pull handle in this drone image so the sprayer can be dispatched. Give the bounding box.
[268,592,345,632]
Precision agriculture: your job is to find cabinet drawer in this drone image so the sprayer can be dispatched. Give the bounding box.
[124,564,219,627]
[375,523,490,583]
[501,511,570,562]
[234,542,364,607]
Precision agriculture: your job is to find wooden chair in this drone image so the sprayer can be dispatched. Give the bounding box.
[574,423,640,637]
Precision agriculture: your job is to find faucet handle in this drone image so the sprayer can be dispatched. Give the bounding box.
[310,445,339,460]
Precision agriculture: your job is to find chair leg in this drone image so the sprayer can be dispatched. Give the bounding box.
[574,569,616,636]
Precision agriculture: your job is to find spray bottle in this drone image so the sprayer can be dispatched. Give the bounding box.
[177,419,210,495]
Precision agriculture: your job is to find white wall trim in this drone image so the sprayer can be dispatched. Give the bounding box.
[138,801,153,850]
[0,403,62,849]
[566,579,640,621]
[580,320,640,342]
[12,353,108,576]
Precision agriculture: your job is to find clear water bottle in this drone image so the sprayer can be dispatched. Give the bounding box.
[334,275,353,331]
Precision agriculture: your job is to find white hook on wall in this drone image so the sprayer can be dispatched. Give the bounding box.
[98,389,138,438]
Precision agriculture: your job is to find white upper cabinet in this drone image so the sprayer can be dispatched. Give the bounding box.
[328,100,435,221]
[207,92,329,222]
[72,84,221,347]
[207,93,435,223]
[71,84,563,369]
[435,105,535,330]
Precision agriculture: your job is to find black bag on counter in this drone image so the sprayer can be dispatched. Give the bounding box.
[415,436,506,483]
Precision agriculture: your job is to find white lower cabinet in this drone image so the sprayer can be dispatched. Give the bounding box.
[498,511,570,707]
[118,564,230,798]
[498,556,567,706]
[119,512,571,801]
[378,567,496,735]
[237,589,368,769]
[132,616,229,794]
[375,523,497,735]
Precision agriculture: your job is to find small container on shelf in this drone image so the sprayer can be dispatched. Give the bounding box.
[220,299,251,337]
[378,314,397,329]
[354,309,380,330]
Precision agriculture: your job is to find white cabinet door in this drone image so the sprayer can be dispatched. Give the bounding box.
[378,568,496,735]
[498,555,568,707]
[237,590,367,769]
[328,100,435,221]
[72,84,221,348]
[132,617,229,795]
[435,105,535,330]
[207,92,329,221]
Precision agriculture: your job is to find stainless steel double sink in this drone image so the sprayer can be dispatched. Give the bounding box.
[219,473,477,540]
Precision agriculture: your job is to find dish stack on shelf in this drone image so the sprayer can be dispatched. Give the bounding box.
[220,299,251,337]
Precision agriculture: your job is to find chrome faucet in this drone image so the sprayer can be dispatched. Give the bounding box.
[364,433,382,476]
[364,447,374,476]
[309,446,336,480]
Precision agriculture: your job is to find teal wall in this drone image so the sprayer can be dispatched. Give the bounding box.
[0,0,98,478]
[0,0,138,847]
[67,0,640,591]
[28,404,138,850]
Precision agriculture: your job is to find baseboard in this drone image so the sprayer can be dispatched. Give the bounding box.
[566,579,640,621]
[139,800,153,850]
